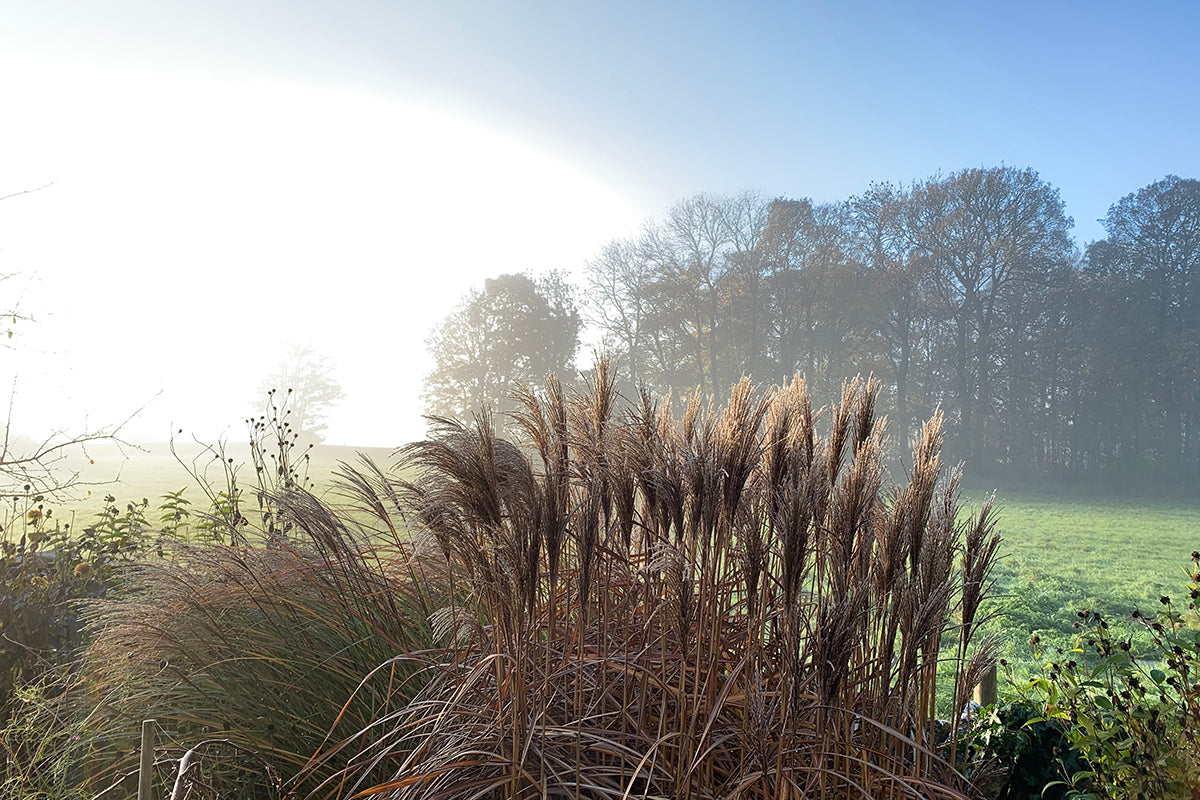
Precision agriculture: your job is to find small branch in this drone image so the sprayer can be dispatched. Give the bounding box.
[0,182,54,203]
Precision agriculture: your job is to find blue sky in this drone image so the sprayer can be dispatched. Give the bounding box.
[149,0,1197,242]
[1,1,1197,445]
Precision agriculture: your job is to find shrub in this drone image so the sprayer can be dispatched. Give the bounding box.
[968,696,1084,800]
[1006,555,1200,799]
[0,490,158,726]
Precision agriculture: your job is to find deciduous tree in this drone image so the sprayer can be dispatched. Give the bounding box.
[905,166,1074,464]
[423,272,581,421]
[1081,175,1200,482]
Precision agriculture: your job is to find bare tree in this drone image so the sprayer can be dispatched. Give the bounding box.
[583,235,655,391]
[612,192,768,398]
[0,389,133,495]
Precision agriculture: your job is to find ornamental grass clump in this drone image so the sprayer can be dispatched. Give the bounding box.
[79,477,448,798]
[77,416,446,798]
[307,364,1001,800]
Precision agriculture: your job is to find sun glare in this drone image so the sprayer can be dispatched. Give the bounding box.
[1,51,641,444]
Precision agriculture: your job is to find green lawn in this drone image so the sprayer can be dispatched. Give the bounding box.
[959,482,1200,668]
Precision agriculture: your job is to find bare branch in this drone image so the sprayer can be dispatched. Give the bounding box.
[0,182,54,203]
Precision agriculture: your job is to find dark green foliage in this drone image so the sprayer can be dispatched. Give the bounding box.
[970,698,1083,800]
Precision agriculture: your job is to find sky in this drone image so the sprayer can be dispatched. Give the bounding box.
[1,0,1198,449]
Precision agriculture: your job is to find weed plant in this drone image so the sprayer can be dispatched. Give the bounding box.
[307,366,1002,799]
[0,676,95,800]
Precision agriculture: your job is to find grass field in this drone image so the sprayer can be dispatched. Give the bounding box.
[14,438,396,530]
[959,482,1200,667]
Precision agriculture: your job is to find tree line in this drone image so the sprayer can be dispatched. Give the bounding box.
[425,168,1199,491]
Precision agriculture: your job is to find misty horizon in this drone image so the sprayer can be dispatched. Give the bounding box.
[2,2,1197,462]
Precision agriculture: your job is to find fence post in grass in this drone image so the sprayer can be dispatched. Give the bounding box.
[973,664,998,707]
[138,719,156,800]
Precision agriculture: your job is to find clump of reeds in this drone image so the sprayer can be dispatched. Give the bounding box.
[308,364,1001,799]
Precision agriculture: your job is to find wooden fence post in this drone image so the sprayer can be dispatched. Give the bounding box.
[973,664,998,707]
[138,719,155,800]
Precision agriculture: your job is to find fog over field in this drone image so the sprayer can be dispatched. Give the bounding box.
[2,1,1198,462]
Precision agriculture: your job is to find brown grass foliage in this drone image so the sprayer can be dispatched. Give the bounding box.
[305,365,1002,800]
[78,466,447,798]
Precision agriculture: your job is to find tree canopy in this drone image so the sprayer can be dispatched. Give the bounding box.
[425,169,1198,492]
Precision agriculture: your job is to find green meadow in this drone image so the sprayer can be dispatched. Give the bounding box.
[25,439,396,527]
[959,483,1200,666]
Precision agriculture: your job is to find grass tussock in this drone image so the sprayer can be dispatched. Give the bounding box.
[79,473,446,798]
[308,364,1001,800]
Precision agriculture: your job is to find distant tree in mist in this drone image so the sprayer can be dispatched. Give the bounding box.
[1076,175,1200,482]
[577,169,1197,490]
[255,345,345,443]
[423,272,580,421]
[584,192,780,397]
[848,182,937,451]
[748,197,873,395]
[903,166,1075,463]
[583,236,655,392]
[434,169,1195,491]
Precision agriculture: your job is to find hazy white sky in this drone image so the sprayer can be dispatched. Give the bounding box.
[2,1,1198,447]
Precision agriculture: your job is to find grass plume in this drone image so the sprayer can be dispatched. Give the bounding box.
[310,368,999,800]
